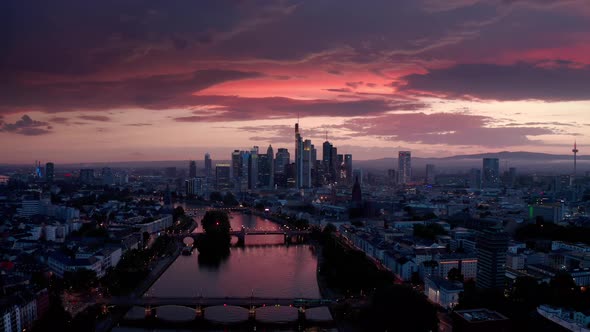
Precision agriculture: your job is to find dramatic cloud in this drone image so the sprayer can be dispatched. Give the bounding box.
[78,115,111,122]
[173,96,428,122]
[337,113,554,147]
[400,62,590,101]
[0,115,52,136]
[0,70,263,114]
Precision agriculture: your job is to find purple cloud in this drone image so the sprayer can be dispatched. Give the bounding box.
[1,115,52,136]
[400,62,590,101]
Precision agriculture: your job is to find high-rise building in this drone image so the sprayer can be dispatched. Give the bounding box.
[79,169,94,184]
[482,158,500,188]
[331,146,338,181]
[508,167,517,188]
[295,123,304,188]
[189,160,197,178]
[231,150,242,180]
[353,169,363,185]
[248,146,259,190]
[344,154,353,182]
[204,153,212,178]
[258,145,274,188]
[215,164,231,190]
[302,139,313,188]
[398,151,412,184]
[274,148,290,174]
[425,164,436,185]
[102,167,114,185]
[45,162,54,183]
[476,226,509,289]
[186,177,206,196]
[469,168,482,190]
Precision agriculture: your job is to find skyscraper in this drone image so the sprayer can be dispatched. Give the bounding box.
[302,139,313,188]
[274,148,290,174]
[469,168,482,190]
[189,160,197,178]
[476,226,509,289]
[248,146,259,190]
[204,153,212,178]
[344,154,352,182]
[425,164,435,185]
[295,123,304,188]
[258,145,274,188]
[102,167,114,185]
[215,164,231,190]
[331,146,338,181]
[45,162,54,183]
[482,158,500,188]
[398,151,411,184]
[79,169,94,184]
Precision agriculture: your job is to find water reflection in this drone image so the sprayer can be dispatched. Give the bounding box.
[149,213,320,299]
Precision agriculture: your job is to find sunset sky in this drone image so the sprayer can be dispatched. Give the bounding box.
[1,0,590,163]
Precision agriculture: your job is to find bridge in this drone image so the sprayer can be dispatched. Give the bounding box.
[100,296,332,308]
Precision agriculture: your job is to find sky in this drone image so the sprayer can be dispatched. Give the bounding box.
[1,0,590,163]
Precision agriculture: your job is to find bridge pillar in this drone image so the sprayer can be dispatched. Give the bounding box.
[298,306,306,329]
[195,305,203,319]
[248,306,256,320]
[145,306,156,319]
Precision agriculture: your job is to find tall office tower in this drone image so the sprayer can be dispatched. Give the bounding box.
[45,162,54,183]
[102,167,115,185]
[34,161,43,178]
[258,145,274,188]
[215,164,231,190]
[508,167,517,188]
[248,146,259,190]
[353,169,363,185]
[330,146,338,181]
[295,123,305,188]
[240,151,251,191]
[398,151,412,184]
[425,164,436,185]
[387,169,396,184]
[267,145,274,188]
[274,148,290,174]
[469,168,482,190]
[482,158,500,188]
[79,169,94,184]
[337,154,344,180]
[301,139,313,188]
[231,150,243,179]
[189,160,197,178]
[322,141,333,181]
[344,154,353,182]
[476,226,509,289]
[204,153,212,178]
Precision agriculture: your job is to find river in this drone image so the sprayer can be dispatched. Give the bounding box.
[113,211,333,331]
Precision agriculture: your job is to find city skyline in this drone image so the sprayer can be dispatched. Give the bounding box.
[2,1,590,163]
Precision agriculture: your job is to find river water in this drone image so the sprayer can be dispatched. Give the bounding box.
[113,211,332,331]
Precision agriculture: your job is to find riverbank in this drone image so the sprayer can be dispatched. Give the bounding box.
[96,221,196,332]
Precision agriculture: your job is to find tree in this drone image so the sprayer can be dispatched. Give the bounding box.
[173,206,185,221]
[223,192,238,206]
[210,191,223,202]
[197,210,232,258]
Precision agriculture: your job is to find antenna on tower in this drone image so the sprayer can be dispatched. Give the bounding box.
[325,130,328,142]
